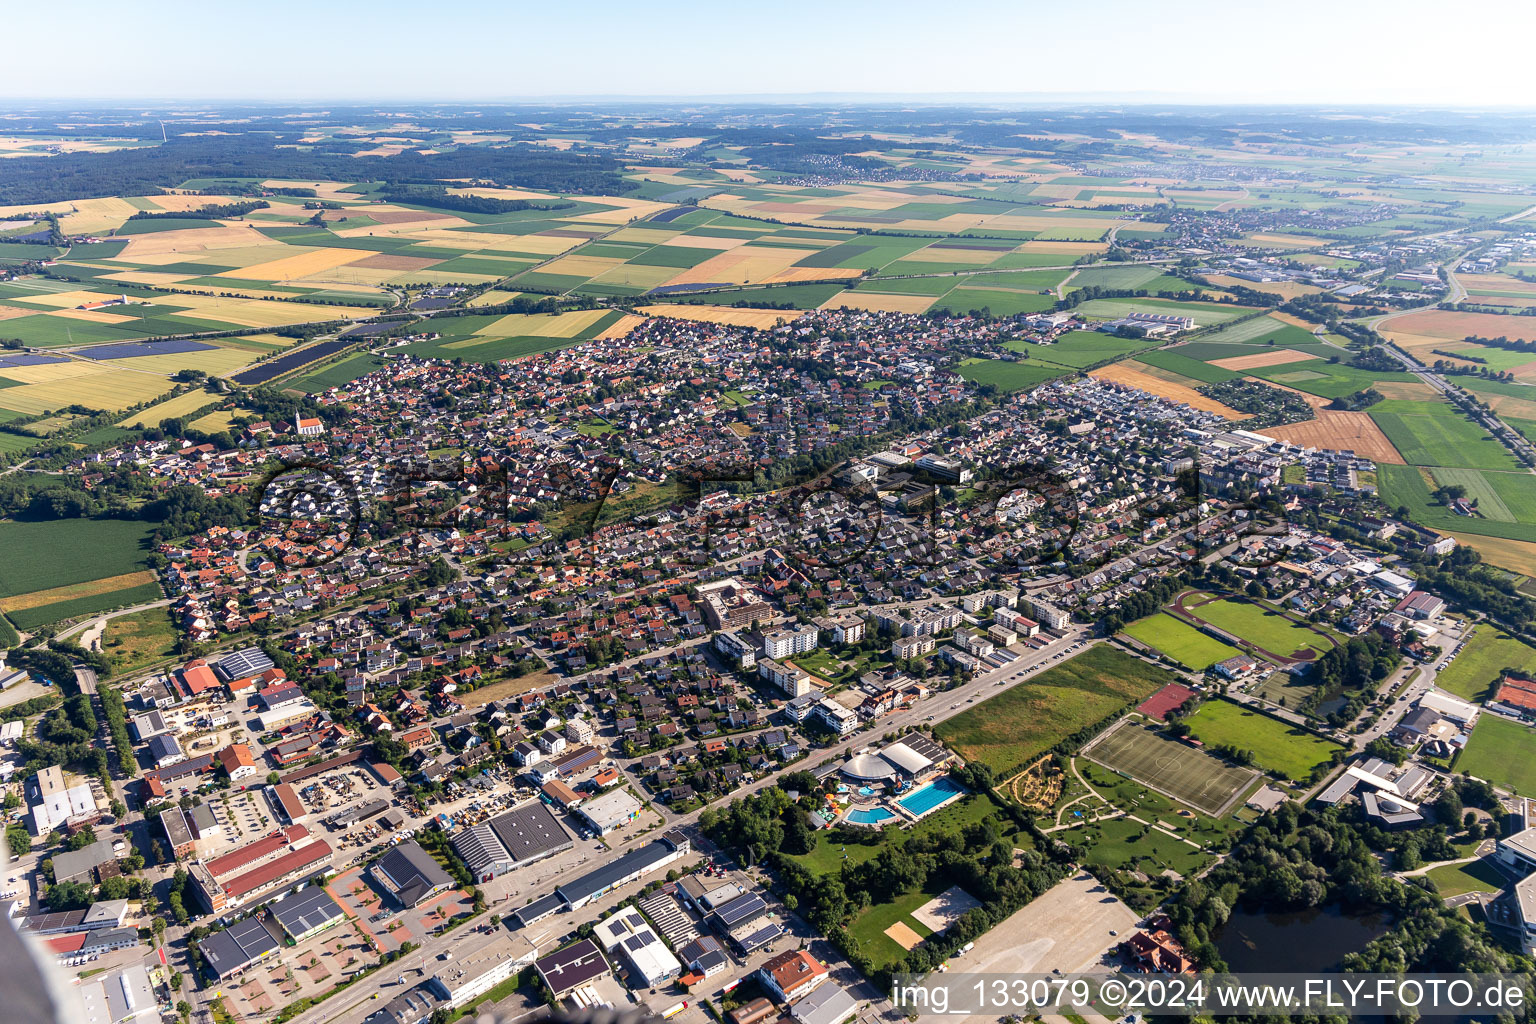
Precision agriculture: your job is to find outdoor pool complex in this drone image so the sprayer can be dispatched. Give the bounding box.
[898,777,968,817]
[846,806,897,825]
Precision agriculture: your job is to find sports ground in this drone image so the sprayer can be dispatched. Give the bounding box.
[1457,714,1536,795]
[1182,698,1343,782]
[1123,612,1242,670]
[1084,719,1256,815]
[1173,591,1336,663]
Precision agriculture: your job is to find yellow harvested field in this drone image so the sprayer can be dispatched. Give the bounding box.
[762,267,862,284]
[467,289,528,307]
[821,290,936,314]
[348,253,445,272]
[1369,379,1439,401]
[1243,232,1324,249]
[190,408,246,433]
[1256,411,1405,464]
[0,571,159,614]
[570,199,677,224]
[167,293,372,327]
[595,313,646,340]
[0,305,34,321]
[2,369,173,417]
[221,247,367,281]
[97,270,198,286]
[476,308,610,339]
[118,389,222,427]
[538,254,624,279]
[1089,361,1247,418]
[447,186,553,201]
[1443,533,1536,576]
[1268,312,1320,330]
[656,234,749,251]
[332,212,473,236]
[0,360,107,384]
[260,180,361,202]
[902,246,1003,265]
[604,228,682,245]
[1382,309,1536,346]
[118,223,276,258]
[102,346,255,377]
[637,304,802,329]
[1204,274,1323,299]
[137,193,245,213]
[6,288,134,309]
[1210,348,1315,371]
[662,247,818,288]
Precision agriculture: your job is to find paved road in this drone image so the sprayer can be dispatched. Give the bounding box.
[284,626,1094,1024]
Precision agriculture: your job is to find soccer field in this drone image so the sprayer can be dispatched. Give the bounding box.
[1457,714,1536,795]
[1123,613,1242,670]
[1436,625,1536,701]
[1183,698,1344,782]
[1084,720,1256,815]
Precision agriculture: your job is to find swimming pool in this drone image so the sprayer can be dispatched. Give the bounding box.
[898,777,967,816]
[846,806,896,825]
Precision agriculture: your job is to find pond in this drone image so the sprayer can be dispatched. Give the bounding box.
[1216,904,1390,973]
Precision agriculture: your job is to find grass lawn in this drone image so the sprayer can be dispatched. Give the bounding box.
[1457,714,1536,795]
[1076,814,1212,878]
[846,888,936,970]
[1183,698,1343,782]
[1425,858,1509,898]
[1436,625,1536,701]
[954,358,1070,392]
[1123,613,1242,670]
[1178,595,1334,661]
[0,518,157,598]
[935,646,1170,775]
[101,606,179,677]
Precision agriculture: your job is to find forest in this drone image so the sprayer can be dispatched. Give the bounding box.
[0,134,631,206]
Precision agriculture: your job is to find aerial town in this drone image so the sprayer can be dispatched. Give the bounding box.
[3,77,1536,1024]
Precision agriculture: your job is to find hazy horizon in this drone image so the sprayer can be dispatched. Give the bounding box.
[3,0,1530,107]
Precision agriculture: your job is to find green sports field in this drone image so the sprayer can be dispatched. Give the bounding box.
[1123,613,1242,670]
[1084,720,1256,815]
[1457,714,1536,795]
[1176,594,1334,661]
[1183,699,1344,782]
[1436,625,1536,701]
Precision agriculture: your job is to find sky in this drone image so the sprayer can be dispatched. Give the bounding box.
[2,0,1530,106]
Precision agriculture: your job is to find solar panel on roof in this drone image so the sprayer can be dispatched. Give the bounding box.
[625,935,645,951]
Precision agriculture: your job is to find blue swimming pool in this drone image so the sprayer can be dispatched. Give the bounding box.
[846,806,896,825]
[898,777,967,816]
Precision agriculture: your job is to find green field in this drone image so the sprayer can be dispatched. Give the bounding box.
[1369,400,1521,472]
[1183,698,1343,781]
[1072,297,1252,326]
[1247,360,1416,400]
[291,351,386,394]
[1377,464,1536,544]
[7,582,165,631]
[100,606,179,677]
[1075,812,1213,878]
[1436,625,1536,701]
[1135,349,1240,384]
[955,358,1069,392]
[930,287,1057,316]
[1085,721,1255,815]
[934,645,1170,775]
[1456,714,1536,795]
[1178,595,1334,661]
[1424,858,1508,898]
[0,518,157,598]
[1006,330,1155,369]
[1123,613,1242,670]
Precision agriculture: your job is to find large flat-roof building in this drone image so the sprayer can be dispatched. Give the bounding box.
[554,829,690,910]
[76,964,157,1024]
[26,765,95,836]
[450,801,573,883]
[576,788,641,836]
